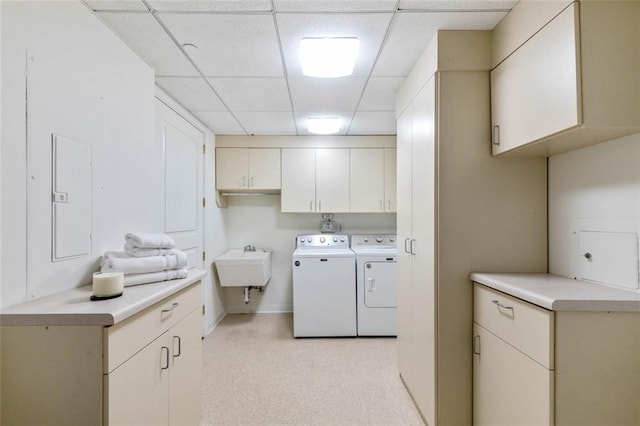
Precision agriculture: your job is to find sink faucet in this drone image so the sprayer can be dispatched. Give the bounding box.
[244,244,256,252]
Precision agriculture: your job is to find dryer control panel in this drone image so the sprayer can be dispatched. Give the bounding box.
[296,234,349,248]
[351,234,397,249]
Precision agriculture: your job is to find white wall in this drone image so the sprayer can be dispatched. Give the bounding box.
[2,1,156,307]
[220,195,395,312]
[549,133,640,280]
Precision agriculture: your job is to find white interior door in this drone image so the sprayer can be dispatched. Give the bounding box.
[157,99,204,270]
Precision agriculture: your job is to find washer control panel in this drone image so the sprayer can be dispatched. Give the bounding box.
[296,234,350,248]
[350,234,397,249]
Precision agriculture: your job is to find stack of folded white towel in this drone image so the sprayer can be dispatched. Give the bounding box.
[101,232,189,287]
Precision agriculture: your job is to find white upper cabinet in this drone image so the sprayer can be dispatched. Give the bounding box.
[350,149,385,212]
[281,148,350,213]
[491,1,640,157]
[216,148,280,191]
[384,148,396,213]
[281,148,317,212]
[350,148,396,213]
[316,149,350,213]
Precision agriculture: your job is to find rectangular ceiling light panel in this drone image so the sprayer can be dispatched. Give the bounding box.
[301,37,359,78]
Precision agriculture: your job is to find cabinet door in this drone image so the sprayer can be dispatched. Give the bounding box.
[281,149,316,212]
[350,149,384,212]
[384,148,396,212]
[473,323,553,426]
[491,3,580,155]
[216,148,249,190]
[409,77,437,426]
[316,148,350,213]
[169,309,203,426]
[106,334,170,425]
[396,105,414,386]
[248,148,281,190]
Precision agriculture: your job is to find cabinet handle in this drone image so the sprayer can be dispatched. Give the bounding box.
[492,299,514,312]
[387,200,391,211]
[161,302,179,314]
[492,125,500,146]
[310,201,313,212]
[161,346,170,370]
[242,176,246,187]
[173,336,182,358]
[318,200,322,211]
[379,200,383,211]
[249,176,254,187]
[473,335,481,355]
[410,239,416,255]
[404,238,411,254]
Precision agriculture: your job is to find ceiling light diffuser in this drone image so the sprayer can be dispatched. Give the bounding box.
[307,117,341,135]
[301,37,360,78]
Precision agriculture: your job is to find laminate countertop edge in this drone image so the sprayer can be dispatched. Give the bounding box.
[470,272,640,312]
[0,269,207,326]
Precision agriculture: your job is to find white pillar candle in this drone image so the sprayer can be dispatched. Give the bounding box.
[93,272,124,297]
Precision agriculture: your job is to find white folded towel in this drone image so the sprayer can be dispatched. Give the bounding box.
[124,243,177,258]
[123,269,189,287]
[125,232,175,249]
[101,250,187,275]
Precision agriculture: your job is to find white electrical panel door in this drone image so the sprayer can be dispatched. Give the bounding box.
[52,134,92,261]
[578,231,639,290]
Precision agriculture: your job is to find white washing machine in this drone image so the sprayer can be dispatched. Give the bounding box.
[351,234,397,336]
[292,234,356,337]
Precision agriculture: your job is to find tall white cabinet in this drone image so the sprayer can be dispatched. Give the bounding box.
[395,31,548,425]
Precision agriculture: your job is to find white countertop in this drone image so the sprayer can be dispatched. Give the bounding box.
[470,272,640,312]
[0,269,207,326]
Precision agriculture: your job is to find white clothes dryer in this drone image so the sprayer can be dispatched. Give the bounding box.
[292,234,356,337]
[351,234,397,336]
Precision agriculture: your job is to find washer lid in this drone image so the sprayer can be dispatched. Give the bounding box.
[293,248,355,258]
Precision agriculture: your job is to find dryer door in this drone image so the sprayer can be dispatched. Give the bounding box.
[363,261,397,308]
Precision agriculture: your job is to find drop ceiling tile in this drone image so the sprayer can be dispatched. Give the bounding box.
[372,11,507,76]
[398,0,517,10]
[289,77,367,111]
[194,111,246,135]
[294,111,353,136]
[235,112,297,135]
[97,11,198,76]
[348,111,397,135]
[359,77,405,110]
[85,0,148,11]
[207,78,291,112]
[277,13,393,77]
[274,0,398,12]
[148,0,272,12]
[158,13,283,77]
[156,77,226,111]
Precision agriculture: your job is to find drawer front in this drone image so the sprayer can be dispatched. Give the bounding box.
[474,283,554,369]
[104,282,202,373]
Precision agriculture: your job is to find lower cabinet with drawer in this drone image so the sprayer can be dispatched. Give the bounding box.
[473,283,640,426]
[0,281,203,426]
[105,287,203,425]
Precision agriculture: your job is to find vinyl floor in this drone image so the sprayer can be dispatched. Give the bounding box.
[201,313,425,425]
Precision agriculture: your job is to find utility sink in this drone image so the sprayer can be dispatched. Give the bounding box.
[214,248,272,287]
